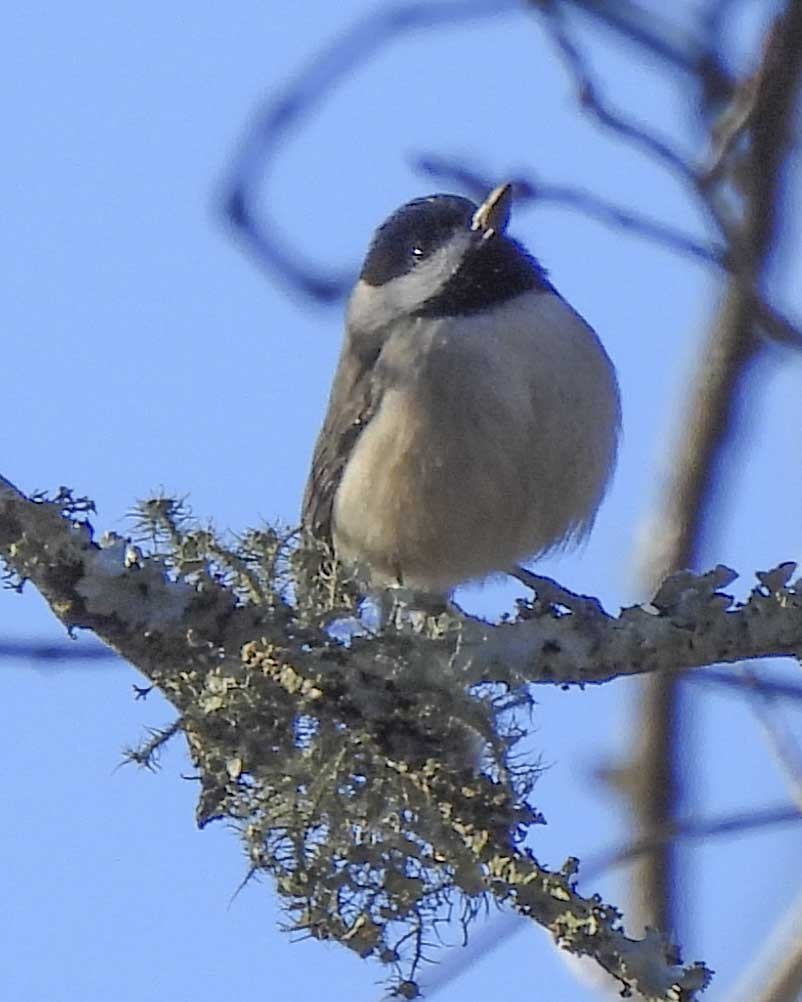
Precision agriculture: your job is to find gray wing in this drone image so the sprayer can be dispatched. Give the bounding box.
[302,340,381,547]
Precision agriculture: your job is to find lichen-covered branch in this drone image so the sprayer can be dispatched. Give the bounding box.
[7,480,800,997]
[4,477,801,692]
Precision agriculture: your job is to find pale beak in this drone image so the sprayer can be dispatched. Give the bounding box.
[470,182,514,240]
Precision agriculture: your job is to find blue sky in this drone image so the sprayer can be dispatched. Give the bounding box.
[3,3,802,1000]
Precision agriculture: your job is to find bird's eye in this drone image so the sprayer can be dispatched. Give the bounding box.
[360,196,477,286]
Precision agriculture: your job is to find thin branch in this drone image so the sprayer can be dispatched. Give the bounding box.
[562,0,732,99]
[415,154,724,266]
[0,640,117,663]
[414,154,802,351]
[536,3,802,355]
[740,667,802,812]
[535,0,696,181]
[219,0,520,302]
[688,668,802,704]
[121,718,184,771]
[582,803,802,880]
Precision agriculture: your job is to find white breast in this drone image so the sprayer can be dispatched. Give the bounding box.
[332,289,620,592]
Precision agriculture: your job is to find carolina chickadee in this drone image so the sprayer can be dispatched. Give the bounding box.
[303,183,620,593]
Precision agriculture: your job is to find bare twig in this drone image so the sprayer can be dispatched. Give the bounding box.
[414,153,802,351]
[535,0,695,181]
[415,154,724,266]
[688,668,802,704]
[582,803,802,880]
[562,0,732,100]
[0,640,116,663]
[220,0,519,302]
[536,3,802,356]
[702,71,760,185]
[740,667,802,811]
[122,718,184,771]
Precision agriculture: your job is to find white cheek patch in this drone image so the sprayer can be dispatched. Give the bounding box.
[348,232,474,333]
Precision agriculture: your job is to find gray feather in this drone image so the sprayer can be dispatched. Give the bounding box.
[301,337,382,546]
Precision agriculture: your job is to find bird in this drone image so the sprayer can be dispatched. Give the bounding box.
[302,182,620,595]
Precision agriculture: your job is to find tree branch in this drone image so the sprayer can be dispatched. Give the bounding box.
[9,481,788,997]
[414,154,724,267]
[607,1,802,937]
[4,481,802,691]
[560,0,732,100]
[219,0,519,302]
[535,0,696,182]
[413,154,802,350]
[583,803,802,880]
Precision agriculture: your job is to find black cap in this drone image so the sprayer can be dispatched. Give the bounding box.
[359,192,553,317]
[360,195,475,286]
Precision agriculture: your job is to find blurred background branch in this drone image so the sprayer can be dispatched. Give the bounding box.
[627,0,802,938]
[0,640,116,664]
[220,0,520,303]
